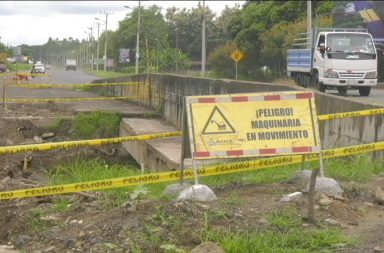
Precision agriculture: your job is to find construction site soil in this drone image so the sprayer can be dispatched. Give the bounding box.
[0,103,384,253]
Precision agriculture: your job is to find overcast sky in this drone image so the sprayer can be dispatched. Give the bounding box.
[0,1,244,47]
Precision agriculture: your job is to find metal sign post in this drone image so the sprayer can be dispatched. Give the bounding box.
[230,49,245,80]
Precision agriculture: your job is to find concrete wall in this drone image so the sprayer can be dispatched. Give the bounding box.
[93,74,384,153]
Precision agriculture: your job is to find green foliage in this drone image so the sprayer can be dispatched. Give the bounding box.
[114,5,169,69]
[204,207,356,253]
[50,158,139,207]
[160,244,185,253]
[49,118,72,132]
[165,3,217,61]
[7,63,33,71]
[200,162,301,187]
[325,154,384,182]
[208,42,237,78]
[158,47,191,72]
[28,208,48,233]
[52,198,72,212]
[73,111,122,139]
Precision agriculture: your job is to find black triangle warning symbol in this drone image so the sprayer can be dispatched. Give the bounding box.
[202,106,236,135]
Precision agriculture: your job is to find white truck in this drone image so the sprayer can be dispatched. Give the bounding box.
[287,28,377,96]
[65,59,77,71]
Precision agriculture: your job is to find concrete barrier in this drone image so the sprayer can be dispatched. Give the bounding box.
[94,74,384,165]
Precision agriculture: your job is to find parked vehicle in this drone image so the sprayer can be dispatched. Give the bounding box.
[0,64,8,73]
[31,63,45,74]
[287,28,377,96]
[66,59,77,71]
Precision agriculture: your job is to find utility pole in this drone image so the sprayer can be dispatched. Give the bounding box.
[88,27,94,70]
[136,0,141,74]
[94,18,104,72]
[124,2,141,74]
[307,0,312,49]
[100,11,113,71]
[84,31,90,69]
[201,0,206,75]
[96,22,100,72]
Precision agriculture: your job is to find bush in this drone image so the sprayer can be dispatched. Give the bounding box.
[73,111,122,139]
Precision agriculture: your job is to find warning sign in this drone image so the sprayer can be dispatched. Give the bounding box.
[202,106,236,134]
[230,49,245,62]
[185,91,320,159]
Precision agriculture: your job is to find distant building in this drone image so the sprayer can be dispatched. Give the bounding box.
[13,46,21,56]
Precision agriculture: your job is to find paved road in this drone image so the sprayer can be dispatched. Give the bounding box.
[326,88,384,106]
[47,67,103,84]
[1,67,154,116]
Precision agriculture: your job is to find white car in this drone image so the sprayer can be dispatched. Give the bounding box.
[31,63,45,74]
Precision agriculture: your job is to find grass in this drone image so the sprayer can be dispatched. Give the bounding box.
[48,112,122,140]
[73,111,122,139]
[203,206,356,253]
[28,208,49,233]
[50,158,140,207]
[48,153,384,208]
[52,198,72,212]
[200,162,302,187]
[48,118,72,132]
[7,63,33,71]
[325,154,384,182]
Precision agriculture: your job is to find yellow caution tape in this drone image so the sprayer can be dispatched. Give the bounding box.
[318,108,384,121]
[0,131,182,155]
[9,82,144,88]
[6,96,136,103]
[0,140,383,200]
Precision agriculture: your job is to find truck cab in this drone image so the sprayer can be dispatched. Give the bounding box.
[287,28,377,96]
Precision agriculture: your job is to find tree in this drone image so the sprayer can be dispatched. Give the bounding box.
[208,41,237,78]
[113,5,169,69]
[165,3,216,61]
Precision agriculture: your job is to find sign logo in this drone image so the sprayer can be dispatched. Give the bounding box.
[202,106,236,135]
[347,54,359,59]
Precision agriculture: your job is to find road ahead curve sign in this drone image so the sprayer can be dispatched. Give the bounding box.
[230,49,245,62]
[185,91,320,159]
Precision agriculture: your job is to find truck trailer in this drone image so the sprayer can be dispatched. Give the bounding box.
[65,59,77,71]
[287,28,377,96]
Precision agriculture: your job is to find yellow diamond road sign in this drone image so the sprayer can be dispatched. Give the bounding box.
[231,49,245,62]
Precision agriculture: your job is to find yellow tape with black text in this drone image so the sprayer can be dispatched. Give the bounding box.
[0,141,383,200]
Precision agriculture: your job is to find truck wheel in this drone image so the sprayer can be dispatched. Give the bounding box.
[337,87,347,95]
[314,73,325,92]
[358,87,371,96]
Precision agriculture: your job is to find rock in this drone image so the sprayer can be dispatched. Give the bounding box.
[0,245,20,253]
[364,202,374,207]
[15,235,32,248]
[163,183,190,197]
[258,217,269,225]
[374,246,384,252]
[0,176,11,188]
[318,193,333,206]
[177,184,217,202]
[375,186,384,205]
[42,246,55,253]
[324,218,341,226]
[306,177,344,198]
[33,136,43,142]
[289,170,312,188]
[41,132,55,139]
[279,192,303,203]
[191,242,225,253]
